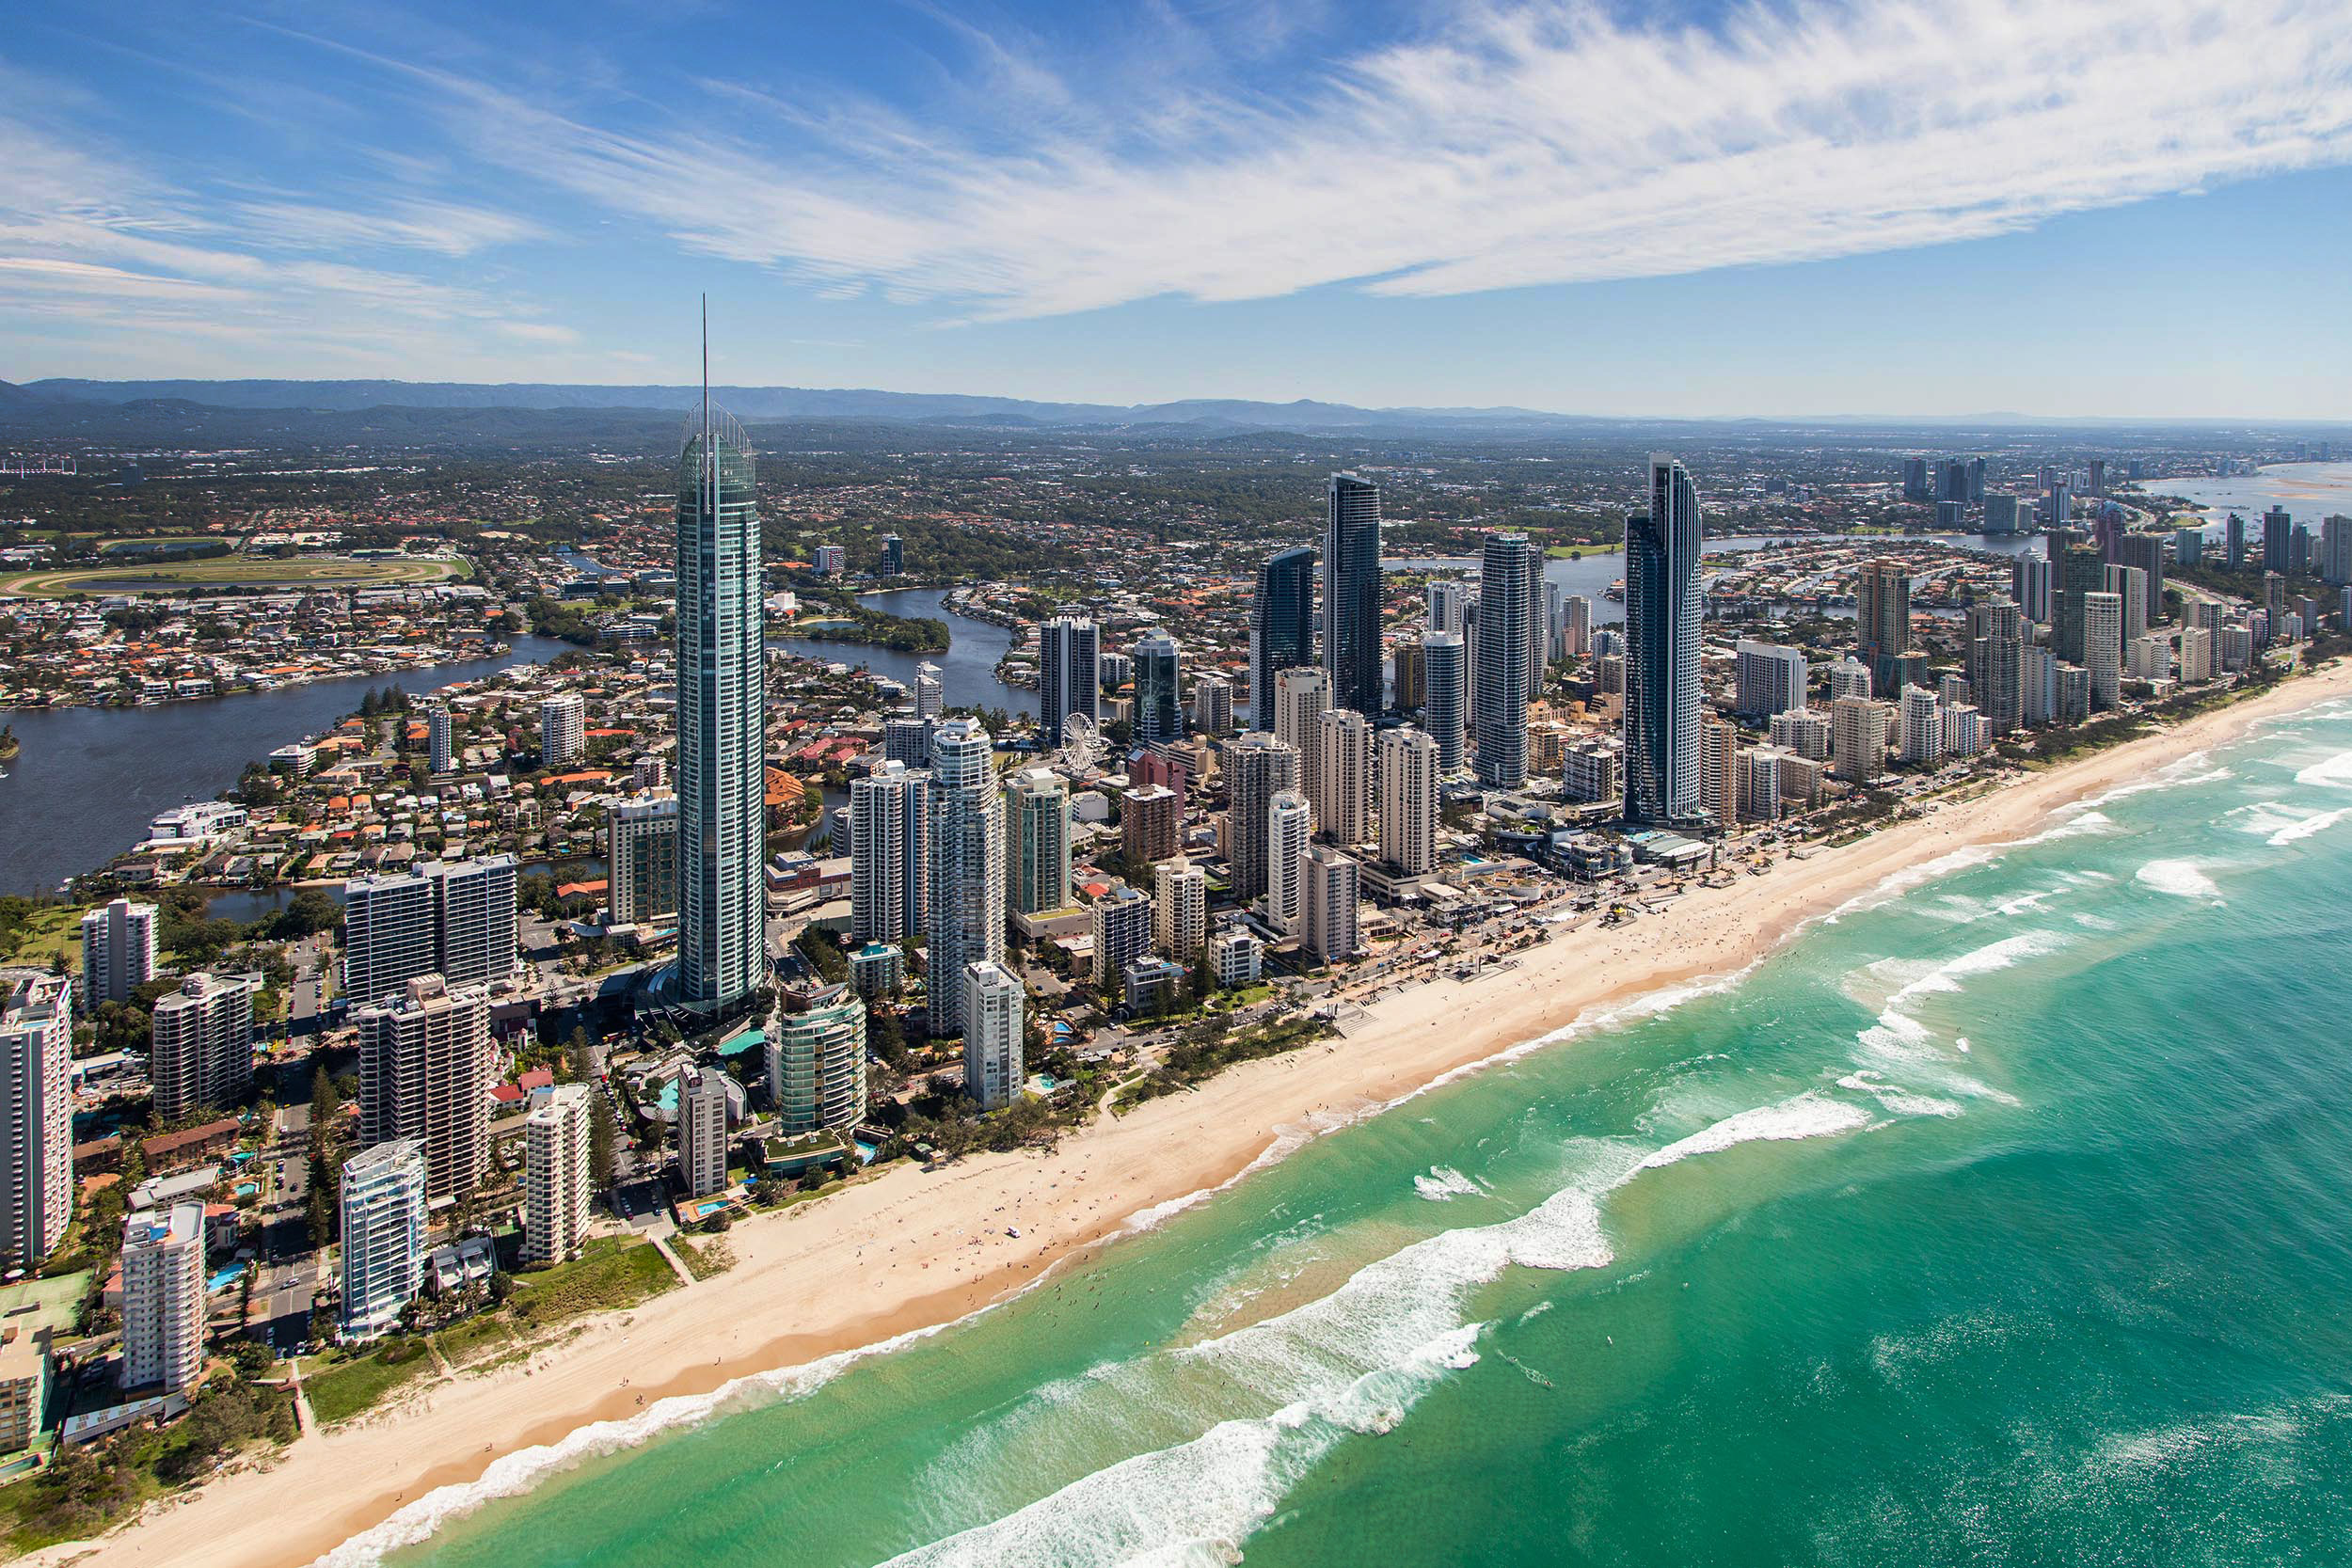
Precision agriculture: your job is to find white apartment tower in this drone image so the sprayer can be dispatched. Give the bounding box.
[1274,667,1334,820]
[1263,791,1312,936]
[1377,726,1440,876]
[1300,845,1361,965]
[79,897,158,1015]
[0,974,72,1270]
[850,762,927,946]
[606,795,681,926]
[770,999,868,1135]
[339,1139,426,1341]
[1313,708,1375,846]
[119,1203,205,1390]
[524,1084,593,1266]
[539,692,587,768]
[1153,858,1208,963]
[962,961,1025,1112]
[677,1066,732,1198]
[148,972,256,1120]
[925,720,1005,1037]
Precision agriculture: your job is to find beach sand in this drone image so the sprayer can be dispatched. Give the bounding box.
[48,659,2352,1568]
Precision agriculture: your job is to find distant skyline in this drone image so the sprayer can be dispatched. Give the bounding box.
[7,1,2351,419]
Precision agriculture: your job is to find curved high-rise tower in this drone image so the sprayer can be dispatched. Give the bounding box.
[675,306,767,1011]
[1625,454,1705,826]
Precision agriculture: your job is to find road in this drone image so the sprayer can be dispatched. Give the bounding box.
[248,1062,322,1352]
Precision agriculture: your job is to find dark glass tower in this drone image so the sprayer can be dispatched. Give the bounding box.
[1624,454,1705,826]
[1474,532,1538,789]
[675,306,766,1011]
[1323,474,1383,716]
[1249,545,1315,726]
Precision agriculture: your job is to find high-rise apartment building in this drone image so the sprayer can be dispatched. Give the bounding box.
[1312,708,1375,846]
[1625,455,1705,825]
[339,1140,426,1341]
[1191,672,1234,736]
[606,795,680,926]
[1152,858,1208,964]
[675,343,767,1015]
[925,720,1005,1037]
[1700,716,1737,825]
[1770,707,1833,762]
[2084,591,2124,709]
[1273,667,1333,818]
[428,705,453,775]
[1856,560,1914,690]
[1300,845,1360,964]
[1250,546,1317,728]
[1831,695,1890,784]
[1039,616,1101,750]
[1733,641,1809,720]
[1474,531,1538,789]
[0,974,72,1270]
[344,858,518,1011]
[148,973,256,1121]
[1133,630,1184,748]
[1324,474,1384,715]
[850,761,927,945]
[1263,791,1312,935]
[1422,632,1467,771]
[79,897,158,1015]
[1090,886,1153,989]
[677,1066,732,1198]
[523,1085,592,1265]
[1427,578,1470,638]
[962,961,1025,1112]
[538,692,586,768]
[770,998,867,1135]
[2055,542,2108,664]
[1377,726,1439,876]
[1222,732,1300,904]
[2264,507,2294,576]
[1967,598,2025,735]
[1898,685,1945,765]
[354,974,492,1202]
[1005,768,1072,916]
[2106,563,2150,643]
[119,1204,204,1390]
[1120,784,1182,866]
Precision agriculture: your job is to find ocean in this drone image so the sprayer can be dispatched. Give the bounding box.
[368,694,2352,1568]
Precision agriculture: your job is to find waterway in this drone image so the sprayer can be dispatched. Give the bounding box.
[769,589,1029,716]
[0,636,572,895]
[2152,462,2352,531]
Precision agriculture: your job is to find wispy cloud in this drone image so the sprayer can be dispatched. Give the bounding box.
[232,197,545,257]
[439,0,2352,319]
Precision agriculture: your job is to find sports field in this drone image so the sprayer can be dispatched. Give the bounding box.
[0,554,468,596]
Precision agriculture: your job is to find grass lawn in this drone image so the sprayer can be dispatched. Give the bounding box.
[433,1314,517,1368]
[507,1237,677,1328]
[0,906,84,969]
[302,1339,436,1425]
[1545,544,1624,558]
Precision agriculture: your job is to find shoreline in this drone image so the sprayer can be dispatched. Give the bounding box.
[52,657,2352,1568]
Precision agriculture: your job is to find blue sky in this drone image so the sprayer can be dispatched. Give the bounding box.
[7,0,2351,418]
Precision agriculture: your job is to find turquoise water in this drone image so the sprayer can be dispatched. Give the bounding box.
[373,697,2352,1567]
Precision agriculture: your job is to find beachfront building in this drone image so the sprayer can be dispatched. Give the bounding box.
[79,898,158,1014]
[340,1140,427,1341]
[677,1066,733,1198]
[675,367,768,1016]
[1625,455,1707,826]
[1474,531,1540,789]
[119,1203,204,1392]
[147,972,256,1121]
[355,974,493,1202]
[770,998,868,1135]
[0,974,72,1271]
[1091,887,1153,990]
[607,795,680,926]
[1832,696,1891,784]
[1300,846,1361,965]
[1211,927,1263,990]
[1264,791,1312,936]
[1378,726,1440,876]
[925,720,1006,1037]
[524,1085,593,1266]
[962,962,1025,1112]
[2085,591,2124,710]
[1222,732,1300,904]
[1899,685,1945,765]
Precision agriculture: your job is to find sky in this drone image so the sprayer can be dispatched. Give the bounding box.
[7,0,2352,420]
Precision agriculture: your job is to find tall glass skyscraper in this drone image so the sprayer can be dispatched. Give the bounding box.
[925,720,1005,1037]
[1132,630,1184,747]
[1422,631,1466,772]
[1039,616,1100,750]
[1625,454,1705,826]
[1323,474,1384,716]
[1249,546,1316,727]
[675,316,767,1012]
[1474,532,1539,789]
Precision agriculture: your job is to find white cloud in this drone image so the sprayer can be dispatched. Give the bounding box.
[232,197,545,257]
[453,0,2352,319]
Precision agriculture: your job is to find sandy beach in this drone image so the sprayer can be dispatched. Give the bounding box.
[49,658,2352,1568]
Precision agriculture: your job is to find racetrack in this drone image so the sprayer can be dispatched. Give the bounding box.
[0,554,468,596]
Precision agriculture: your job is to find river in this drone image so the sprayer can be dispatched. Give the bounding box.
[769,588,1030,716]
[2150,462,2352,531]
[0,636,572,895]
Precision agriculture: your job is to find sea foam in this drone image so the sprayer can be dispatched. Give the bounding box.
[2136,859,2222,900]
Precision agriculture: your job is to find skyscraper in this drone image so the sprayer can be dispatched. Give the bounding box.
[79,897,157,1015]
[2084,591,2124,709]
[339,1140,426,1341]
[1625,455,1705,826]
[675,309,767,1014]
[1264,791,1312,934]
[1856,560,1914,687]
[1274,666,1333,821]
[1967,597,2025,736]
[1133,630,1184,747]
[677,1066,732,1197]
[148,973,255,1121]
[962,961,1025,1111]
[2264,507,2294,576]
[120,1203,204,1391]
[539,692,586,768]
[1377,726,1439,876]
[1312,707,1375,846]
[355,974,492,1202]
[1391,639,1426,713]
[1426,578,1470,637]
[1090,886,1152,989]
[1300,845,1360,963]
[1005,768,1071,916]
[2055,542,2108,664]
[1249,546,1316,727]
[1039,616,1101,750]
[881,532,904,575]
[770,998,868,1134]
[1324,473,1384,715]
[523,1085,592,1266]
[1475,531,1538,789]
[1191,672,1234,736]
[607,795,681,926]
[427,705,453,775]
[1152,858,1208,963]
[1222,732,1300,904]
[1423,632,1467,771]
[0,974,72,1270]
[925,720,1005,1037]
[1734,641,1809,719]
[850,762,927,945]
